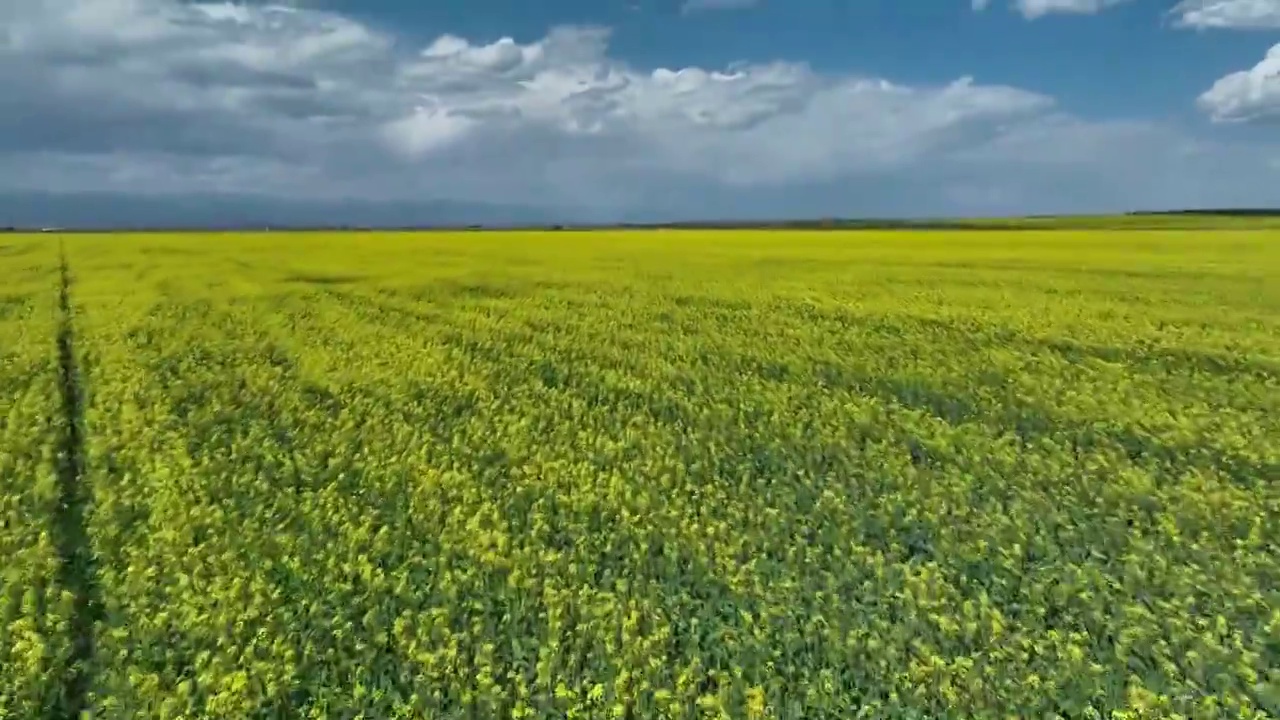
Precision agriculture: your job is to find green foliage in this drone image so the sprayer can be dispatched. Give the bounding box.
[52,229,1280,717]
[0,240,76,717]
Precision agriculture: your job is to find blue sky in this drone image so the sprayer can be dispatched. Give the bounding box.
[2,0,1280,222]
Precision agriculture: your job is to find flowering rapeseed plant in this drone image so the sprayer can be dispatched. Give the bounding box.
[16,228,1278,718]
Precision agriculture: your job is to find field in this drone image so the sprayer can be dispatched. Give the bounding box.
[1,227,1278,719]
[0,238,76,717]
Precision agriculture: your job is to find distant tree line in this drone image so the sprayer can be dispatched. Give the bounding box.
[1127,208,1280,217]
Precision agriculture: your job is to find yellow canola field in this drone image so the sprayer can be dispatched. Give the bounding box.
[25,228,1280,718]
[0,237,79,718]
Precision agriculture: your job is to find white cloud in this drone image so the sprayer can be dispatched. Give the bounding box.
[1001,0,1280,28]
[982,0,1280,27]
[1171,0,1280,29]
[0,0,1276,219]
[1198,43,1280,122]
[974,0,1135,19]
[1170,2,1280,127]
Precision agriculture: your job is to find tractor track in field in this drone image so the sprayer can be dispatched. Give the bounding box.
[50,239,100,720]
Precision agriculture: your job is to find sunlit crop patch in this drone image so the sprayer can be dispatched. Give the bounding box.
[10,227,1280,718]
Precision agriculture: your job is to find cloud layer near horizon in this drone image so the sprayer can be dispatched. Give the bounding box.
[1,0,1277,218]
[976,0,1280,26]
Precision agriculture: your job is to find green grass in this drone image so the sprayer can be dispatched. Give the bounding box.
[7,228,1280,718]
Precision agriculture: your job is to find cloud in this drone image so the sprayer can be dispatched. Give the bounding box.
[0,0,1276,219]
[981,0,1280,27]
[974,0,1135,19]
[1198,43,1280,122]
[997,0,1280,28]
[1170,0,1280,29]
[1169,2,1280,127]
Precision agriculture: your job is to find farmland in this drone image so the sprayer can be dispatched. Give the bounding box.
[1,227,1278,718]
[0,236,81,718]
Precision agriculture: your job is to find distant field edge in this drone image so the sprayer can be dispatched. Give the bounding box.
[5,211,1280,233]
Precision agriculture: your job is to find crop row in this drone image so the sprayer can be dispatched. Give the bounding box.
[29,230,1280,718]
[0,242,77,717]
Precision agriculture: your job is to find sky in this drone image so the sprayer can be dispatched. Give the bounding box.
[3,0,1280,223]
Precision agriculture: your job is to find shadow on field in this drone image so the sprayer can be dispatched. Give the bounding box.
[140,247,203,257]
[312,282,1277,491]
[779,357,1274,490]
[283,273,368,286]
[868,260,1256,284]
[401,278,577,303]
[1031,336,1279,383]
[417,291,1278,491]
[0,292,33,320]
[791,302,1277,382]
[52,243,103,720]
